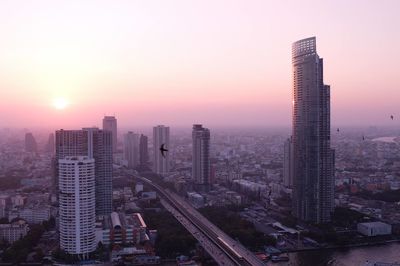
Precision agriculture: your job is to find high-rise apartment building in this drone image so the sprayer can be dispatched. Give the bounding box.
[291,37,335,223]
[139,134,149,167]
[59,156,96,257]
[55,128,113,216]
[283,137,293,188]
[153,125,170,176]
[102,116,118,153]
[123,132,140,169]
[192,124,211,191]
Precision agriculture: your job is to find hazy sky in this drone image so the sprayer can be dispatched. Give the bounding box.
[0,0,399,129]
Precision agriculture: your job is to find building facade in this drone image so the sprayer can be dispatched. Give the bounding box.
[192,124,211,191]
[283,137,293,188]
[59,156,96,256]
[291,37,335,223]
[102,116,118,153]
[153,125,170,176]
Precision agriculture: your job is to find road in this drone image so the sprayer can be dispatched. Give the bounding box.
[136,175,264,266]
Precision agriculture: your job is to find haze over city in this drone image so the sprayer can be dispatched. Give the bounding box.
[0,0,399,128]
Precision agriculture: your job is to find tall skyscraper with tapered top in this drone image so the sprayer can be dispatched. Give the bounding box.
[102,116,118,153]
[192,124,211,191]
[153,125,170,176]
[291,37,335,223]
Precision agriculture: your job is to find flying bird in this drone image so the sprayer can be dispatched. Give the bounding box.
[390,115,394,120]
[337,128,340,133]
[160,144,168,158]
[362,136,365,141]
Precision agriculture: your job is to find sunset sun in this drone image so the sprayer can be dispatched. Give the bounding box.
[52,98,69,110]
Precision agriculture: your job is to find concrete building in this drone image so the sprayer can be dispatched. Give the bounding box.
[124,132,140,169]
[56,128,113,216]
[283,137,293,188]
[357,222,392,236]
[192,124,211,191]
[153,125,170,176]
[103,116,118,153]
[139,134,149,167]
[0,220,29,244]
[18,206,51,224]
[291,37,335,223]
[59,156,96,257]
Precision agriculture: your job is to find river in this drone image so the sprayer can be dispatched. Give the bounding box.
[276,242,400,266]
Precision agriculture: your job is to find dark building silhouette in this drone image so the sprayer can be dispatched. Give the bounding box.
[25,132,38,153]
[103,116,118,153]
[192,124,211,191]
[46,133,55,154]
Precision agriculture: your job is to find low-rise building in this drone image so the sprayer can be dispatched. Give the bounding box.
[357,222,392,236]
[0,220,29,243]
[96,212,149,246]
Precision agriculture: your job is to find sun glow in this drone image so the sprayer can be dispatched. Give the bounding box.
[52,98,69,110]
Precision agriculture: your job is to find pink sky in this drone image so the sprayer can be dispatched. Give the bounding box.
[0,0,399,128]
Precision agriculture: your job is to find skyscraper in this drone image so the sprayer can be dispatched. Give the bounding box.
[192,124,211,191]
[103,116,118,153]
[59,156,96,257]
[124,132,140,169]
[24,132,38,153]
[139,134,149,167]
[291,37,335,223]
[84,128,113,216]
[283,137,293,188]
[46,133,55,154]
[55,128,113,216]
[153,125,170,176]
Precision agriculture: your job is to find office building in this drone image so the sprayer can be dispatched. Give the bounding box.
[291,37,335,223]
[124,132,140,169]
[192,124,211,191]
[153,125,170,175]
[139,134,149,167]
[103,116,118,153]
[59,156,96,257]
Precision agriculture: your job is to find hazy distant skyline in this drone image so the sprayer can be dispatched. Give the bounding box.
[0,0,399,128]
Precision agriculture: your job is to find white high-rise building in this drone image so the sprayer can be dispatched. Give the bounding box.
[59,156,96,257]
[103,116,118,153]
[124,132,140,169]
[153,125,170,175]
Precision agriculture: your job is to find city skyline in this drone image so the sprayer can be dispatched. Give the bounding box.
[0,1,399,128]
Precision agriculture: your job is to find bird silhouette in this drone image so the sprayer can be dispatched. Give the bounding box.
[160,144,168,158]
[390,115,394,120]
[337,128,340,133]
[362,136,365,141]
